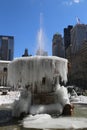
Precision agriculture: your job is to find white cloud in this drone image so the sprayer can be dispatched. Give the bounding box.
[62,0,84,6]
[62,1,72,6]
[73,0,80,3]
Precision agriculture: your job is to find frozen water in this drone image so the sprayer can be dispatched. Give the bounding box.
[30,103,63,115]
[0,91,87,107]
[12,88,31,117]
[23,114,87,129]
[7,56,69,117]
[55,85,70,106]
[0,91,20,106]
[6,56,87,118]
[70,95,87,104]
[0,91,87,129]
[7,56,68,89]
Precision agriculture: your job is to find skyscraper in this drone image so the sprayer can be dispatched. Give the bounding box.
[67,24,87,88]
[52,33,65,58]
[64,25,73,50]
[71,24,87,54]
[36,48,48,56]
[69,40,87,88]
[0,35,14,61]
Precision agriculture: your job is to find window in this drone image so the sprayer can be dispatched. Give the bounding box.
[3,67,7,72]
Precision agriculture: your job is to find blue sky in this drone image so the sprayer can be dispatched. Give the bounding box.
[0,0,87,58]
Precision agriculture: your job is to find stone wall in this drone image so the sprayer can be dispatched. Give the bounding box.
[0,61,10,86]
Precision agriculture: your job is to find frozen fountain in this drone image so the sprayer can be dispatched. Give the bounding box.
[7,56,70,117]
[7,57,87,130]
[7,13,70,118]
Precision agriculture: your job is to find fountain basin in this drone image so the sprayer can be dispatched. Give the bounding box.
[7,56,68,90]
[7,56,69,117]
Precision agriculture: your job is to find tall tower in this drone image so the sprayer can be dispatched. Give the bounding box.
[64,25,73,50]
[0,35,14,61]
[71,24,87,54]
[67,24,87,88]
[52,33,65,58]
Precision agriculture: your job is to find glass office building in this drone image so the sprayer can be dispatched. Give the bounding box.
[0,35,14,61]
[52,33,65,58]
[71,24,87,54]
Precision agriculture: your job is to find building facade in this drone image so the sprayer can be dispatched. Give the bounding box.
[52,33,65,58]
[64,25,73,50]
[0,35,14,61]
[71,24,87,55]
[36,48,48,56]
[0,60,10,86]
[69,41,87,89]
[66,24,87,89]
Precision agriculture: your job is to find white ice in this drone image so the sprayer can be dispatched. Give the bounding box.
[7,56,68,89]
[55,85,70,106]
[7,56,69,116]
[7,56,87,117]
[70,95,87,104]
[0,91,20,106]
[23,114,87,129]
[0,91,87,129]
[0,91,87,106]
[30,103,63,115]
[12,88,31,117]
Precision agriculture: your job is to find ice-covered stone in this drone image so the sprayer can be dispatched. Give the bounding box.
[7,56,69,117]
[7,56,68,91]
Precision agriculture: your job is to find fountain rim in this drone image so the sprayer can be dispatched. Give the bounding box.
[12,56,68,63]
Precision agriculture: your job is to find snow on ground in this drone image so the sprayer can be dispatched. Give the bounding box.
[22,95,87,129]
[0,91,20,106]
[0,91,87,129]
[0,91,87,106]
[70,95,87,104]
[22,114,87,129]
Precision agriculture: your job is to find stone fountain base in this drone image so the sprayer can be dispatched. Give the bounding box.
[31,92,56,105]
[7,56,69,117]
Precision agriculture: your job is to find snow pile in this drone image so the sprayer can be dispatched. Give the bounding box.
[0,91,87,107]
[67,86,87,104]
[55,85,70,106]
[79,95,87,103]
[22,114,87,129]
[0,91,20,106]
[70,95,87,104]
[12,88,31,117]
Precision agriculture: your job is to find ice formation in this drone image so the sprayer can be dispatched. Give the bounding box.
[23,114,87,129]
[7,56,68,89]
[7,56,69,117]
